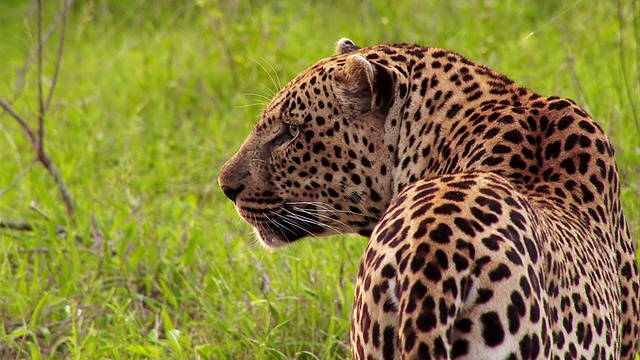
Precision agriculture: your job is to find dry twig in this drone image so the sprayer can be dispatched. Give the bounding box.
[0,0,76,225]
[0,219,67,235]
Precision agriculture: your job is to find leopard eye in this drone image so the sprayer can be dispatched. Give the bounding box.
[288,124,300,138]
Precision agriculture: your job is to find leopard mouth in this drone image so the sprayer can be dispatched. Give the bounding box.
[238,203,323,248]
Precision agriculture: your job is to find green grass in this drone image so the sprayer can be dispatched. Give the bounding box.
[0,0,638,358]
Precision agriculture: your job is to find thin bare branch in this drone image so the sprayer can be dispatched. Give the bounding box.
[1,1,77,224]
[0,219,67,234]
[0,98,37,147]
[40,152,76,223]
[45,0,72,112]
[91,213,105,250]
[15,0,70,93]
[37,0,44,155]
[0,218,85,247]
[0,98,75,223]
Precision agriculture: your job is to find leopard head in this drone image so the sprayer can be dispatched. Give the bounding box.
[218,38,401,248]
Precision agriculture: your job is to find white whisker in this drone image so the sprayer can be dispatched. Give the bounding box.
[282,206,345,234]
[242,92,273,102]
[237,102,269,109]
[251,56,280,96]
[286,201,354,214]
[257,53,282,90]
[270,209,318,238]
[289,205,356,234]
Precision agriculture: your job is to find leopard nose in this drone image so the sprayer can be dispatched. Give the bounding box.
[220,184,245,203]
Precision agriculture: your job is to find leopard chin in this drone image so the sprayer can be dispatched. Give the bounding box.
[252,227,289,249]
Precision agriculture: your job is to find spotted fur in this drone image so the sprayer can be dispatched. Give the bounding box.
[218,38,639,359]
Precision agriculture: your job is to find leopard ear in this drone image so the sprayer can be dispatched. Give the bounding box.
[341,54,376,92]
[338,54,395,115]
[335,37,360,55]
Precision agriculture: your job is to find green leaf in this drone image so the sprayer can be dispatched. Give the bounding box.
[161,305,175,332]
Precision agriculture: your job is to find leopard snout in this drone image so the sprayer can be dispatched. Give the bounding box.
[220,184,245,203]
[218,155,251,203]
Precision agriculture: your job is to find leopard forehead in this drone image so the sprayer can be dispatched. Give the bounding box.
[257,57,347,126]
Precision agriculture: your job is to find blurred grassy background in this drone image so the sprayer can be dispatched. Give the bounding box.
[0,0,638,358]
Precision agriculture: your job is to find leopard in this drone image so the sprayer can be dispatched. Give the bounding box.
[218,38,639,359]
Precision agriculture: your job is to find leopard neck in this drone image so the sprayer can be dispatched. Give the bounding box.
[374,46,533,197]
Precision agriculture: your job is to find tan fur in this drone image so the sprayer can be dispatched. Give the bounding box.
[219,38,639,359]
